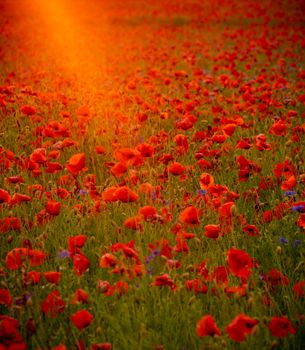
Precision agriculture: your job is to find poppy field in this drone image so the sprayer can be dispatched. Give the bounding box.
[1,0,305,349]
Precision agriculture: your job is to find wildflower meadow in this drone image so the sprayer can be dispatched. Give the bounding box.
[0,0,305,349]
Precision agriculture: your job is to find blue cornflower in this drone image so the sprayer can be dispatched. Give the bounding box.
[284,191,296,197]
[57,250,70,259]
[197,189,207,196]
[292,239,302,249]
[15,292,33,305]
[145,256,151,264]
[138,136,144,144]
[152,249,160,256]
[145,250,160,264]
[163,199,171,206]
[79,189,88,196]
[151,190,157,202]
[278,236,289,245]
[291,205,304,212]
[145,254,154,264]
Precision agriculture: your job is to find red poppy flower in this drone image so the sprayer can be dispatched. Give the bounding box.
[46,200,61,216]
[114,186,138,203]
[1,217,21,233]
[269,120,287,136]
[102,186,118,202]
[166,259,181,270]
[226,248,253,280]
[97,280,115,296]
[48,150,60,160]
[197,159,213,170]
[204,224,221,239]
[0,315,25,348]
[173,235,189,254]
[174,134,189,154]
[176,114,197,130]
[73,254,90,275]
[110,162,127,178]
[10,193,31,206]
[222,123,236,137]
[264,268,289,288]
[116,280,129,296]
[66,153,86,176]
[0,289,12,306]
[225,284,247,298]
[149,239,172,259]
[91,343,112,350]
[297,214,305,229]
[174,70,188,78]
[179,206,200,225]
[100,253,116,268]
[294,280,305,299]
[242,224,260,237]
[95,146,106,155]
[136,112,148,122]
[71,289,89,304]
[41,290,65,318]
[0,188,11,203]
[5,248,27,270]
[119,245,141,264]
[68,235,87,255]
[28,249,46,267]
[210,266,229,287]
[151,274,177,291]
[30,148,47,164]
[218,201,234,218]
[168,162,186,176]
[281,175,296,191]
[236,155,261,181]
[199,173,214,189]
[45,162,64,174]
[70,309,93,330]
[238,169,250,182]
[268,316,296,338]
[274,160,295,178]
[44,271,61,284]
[136,143,154,157]
[52,345,67,350]
[158,153,174,165]
[114,148,142,166]
[124,216,143,231]
[75,105,90,117]
[212,132,227,144]
[226,314,259,342]
[138,205,157,221]
[185,279,208,294]
[53,187,70,199]
[263,210,273,223]
[130,264,144,278]
[24,271,41,285]
[138,182,153,195]
[61,138,77,148]
[197,315,221,337]
[20,105,36,116]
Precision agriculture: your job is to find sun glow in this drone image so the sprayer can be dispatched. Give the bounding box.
[17,0,108,83]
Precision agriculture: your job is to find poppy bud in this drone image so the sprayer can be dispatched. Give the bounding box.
[276,246,282,254]
[27,318,36,336]
[230,204,238,216]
